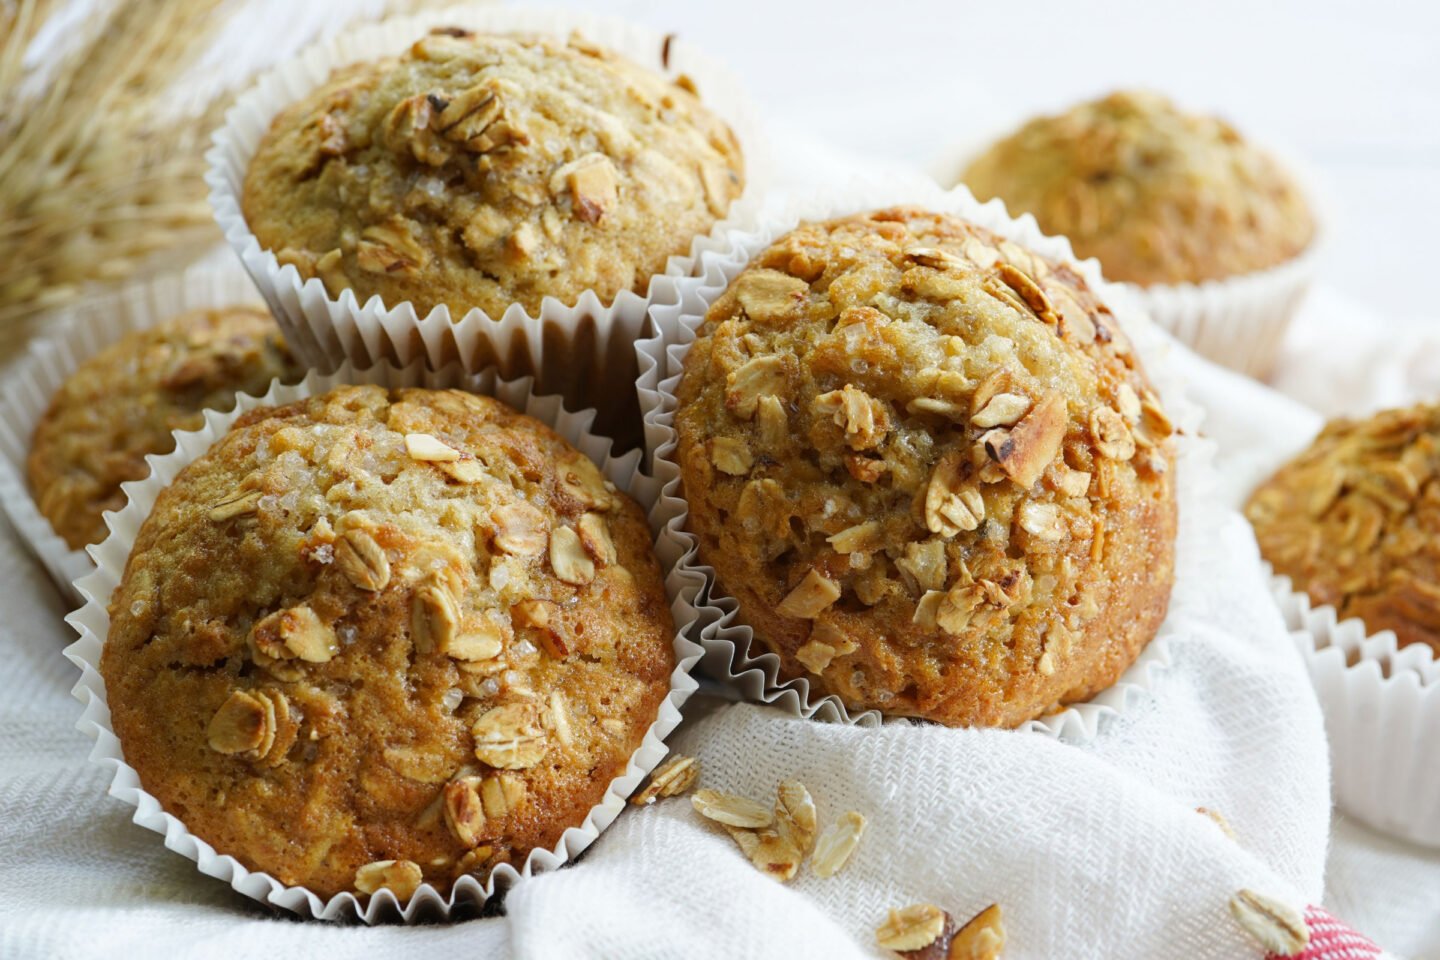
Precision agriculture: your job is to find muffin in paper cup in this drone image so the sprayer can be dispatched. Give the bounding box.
[63,359,702,922]
[928,101,1324,382]
[0,262,270,605]
[636,177,1216,740]
[1246,399,1440,846]
[1270,572,1440,848]
[206,4,766,450]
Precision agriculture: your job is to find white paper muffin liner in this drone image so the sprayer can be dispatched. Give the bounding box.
[1130,248,1318,381]
[205,4,766,445]
[0,261,267,605]
[927,128,1322,381]
[1270,571,1440,848]
[636,176,1214,741]
[62,360,703,922]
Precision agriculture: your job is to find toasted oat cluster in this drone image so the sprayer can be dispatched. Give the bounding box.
[101,386,675,899]
[28,306,300,550]
[242,28,744,319]
[1247,402,1440,655]
[687,778,865,882]
[674,208,1177,727]
[876,902,1004,959]
[961,91,1314,286]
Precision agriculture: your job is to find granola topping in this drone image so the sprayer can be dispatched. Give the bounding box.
[242,31,744,321]
[961,90,1315,286]
[99,385,677,902]
[1247,401,1440,655]
[674,208,1178,728]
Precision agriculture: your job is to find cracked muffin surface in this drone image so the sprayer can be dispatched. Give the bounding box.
[242,28,744,319]
[961,90,1314,287]
[27,305,299,550]
[1247,402,1440,656]
[674,208,1177,727]
[101,385,675,899]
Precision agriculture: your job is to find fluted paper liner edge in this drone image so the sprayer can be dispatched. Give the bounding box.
[204,3,768,436]
[62,359,702,922]
[1270,570,1440,848]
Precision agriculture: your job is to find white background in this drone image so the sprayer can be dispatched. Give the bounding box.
[535,0,1440,320]
[2,2,1438,956]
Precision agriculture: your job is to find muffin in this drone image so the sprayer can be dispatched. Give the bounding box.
[673,208,1178,727]
[27,305,300,550]
[100,385,676,900]
[242,28,745,320]
[1247,402,1440,656]
[961,91,1315,287]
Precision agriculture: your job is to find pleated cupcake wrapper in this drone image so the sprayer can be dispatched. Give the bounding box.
[1270,570,1440,848]
[1128,248,1318,381]
[62,359,703,922]
[636,176,1217,740]
[0,262,267,605]
[927,129,1323,381]
[205,3,767,448]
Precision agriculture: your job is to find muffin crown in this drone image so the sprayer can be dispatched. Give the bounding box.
[242,28,744,318]
[674,208,1177,727]
[27,306,299,550]
[101,385,675,898]
[962,90,1315,286]
[1248,402,1440,654]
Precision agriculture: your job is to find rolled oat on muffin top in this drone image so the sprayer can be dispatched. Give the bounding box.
[100,385,676,900]
[673,208,1178,728]
[27,305,300,551]
[1247,402,1440,656]
[241,27,745,320]
[961,90,1315,287]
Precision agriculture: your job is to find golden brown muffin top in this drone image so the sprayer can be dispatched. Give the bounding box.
[961,90,1315,286]
[101,385,675,900]
[1247,402,1440,656]
[243,28,744,319]
[27,305,299,551]
[674,208,1177,727]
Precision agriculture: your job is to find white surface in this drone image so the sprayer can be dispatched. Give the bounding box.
[1,1,1437,957]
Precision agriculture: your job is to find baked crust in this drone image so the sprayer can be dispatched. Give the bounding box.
[674,208,1178,727]
[242,28,744,319]
[27,306,299,550]
[962,91,1314,287]
[101,385,675,898]
[1247,403,1440,655]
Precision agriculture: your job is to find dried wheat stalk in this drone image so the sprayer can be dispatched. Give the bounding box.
[0,0,452,332]
[0,0,240,326]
